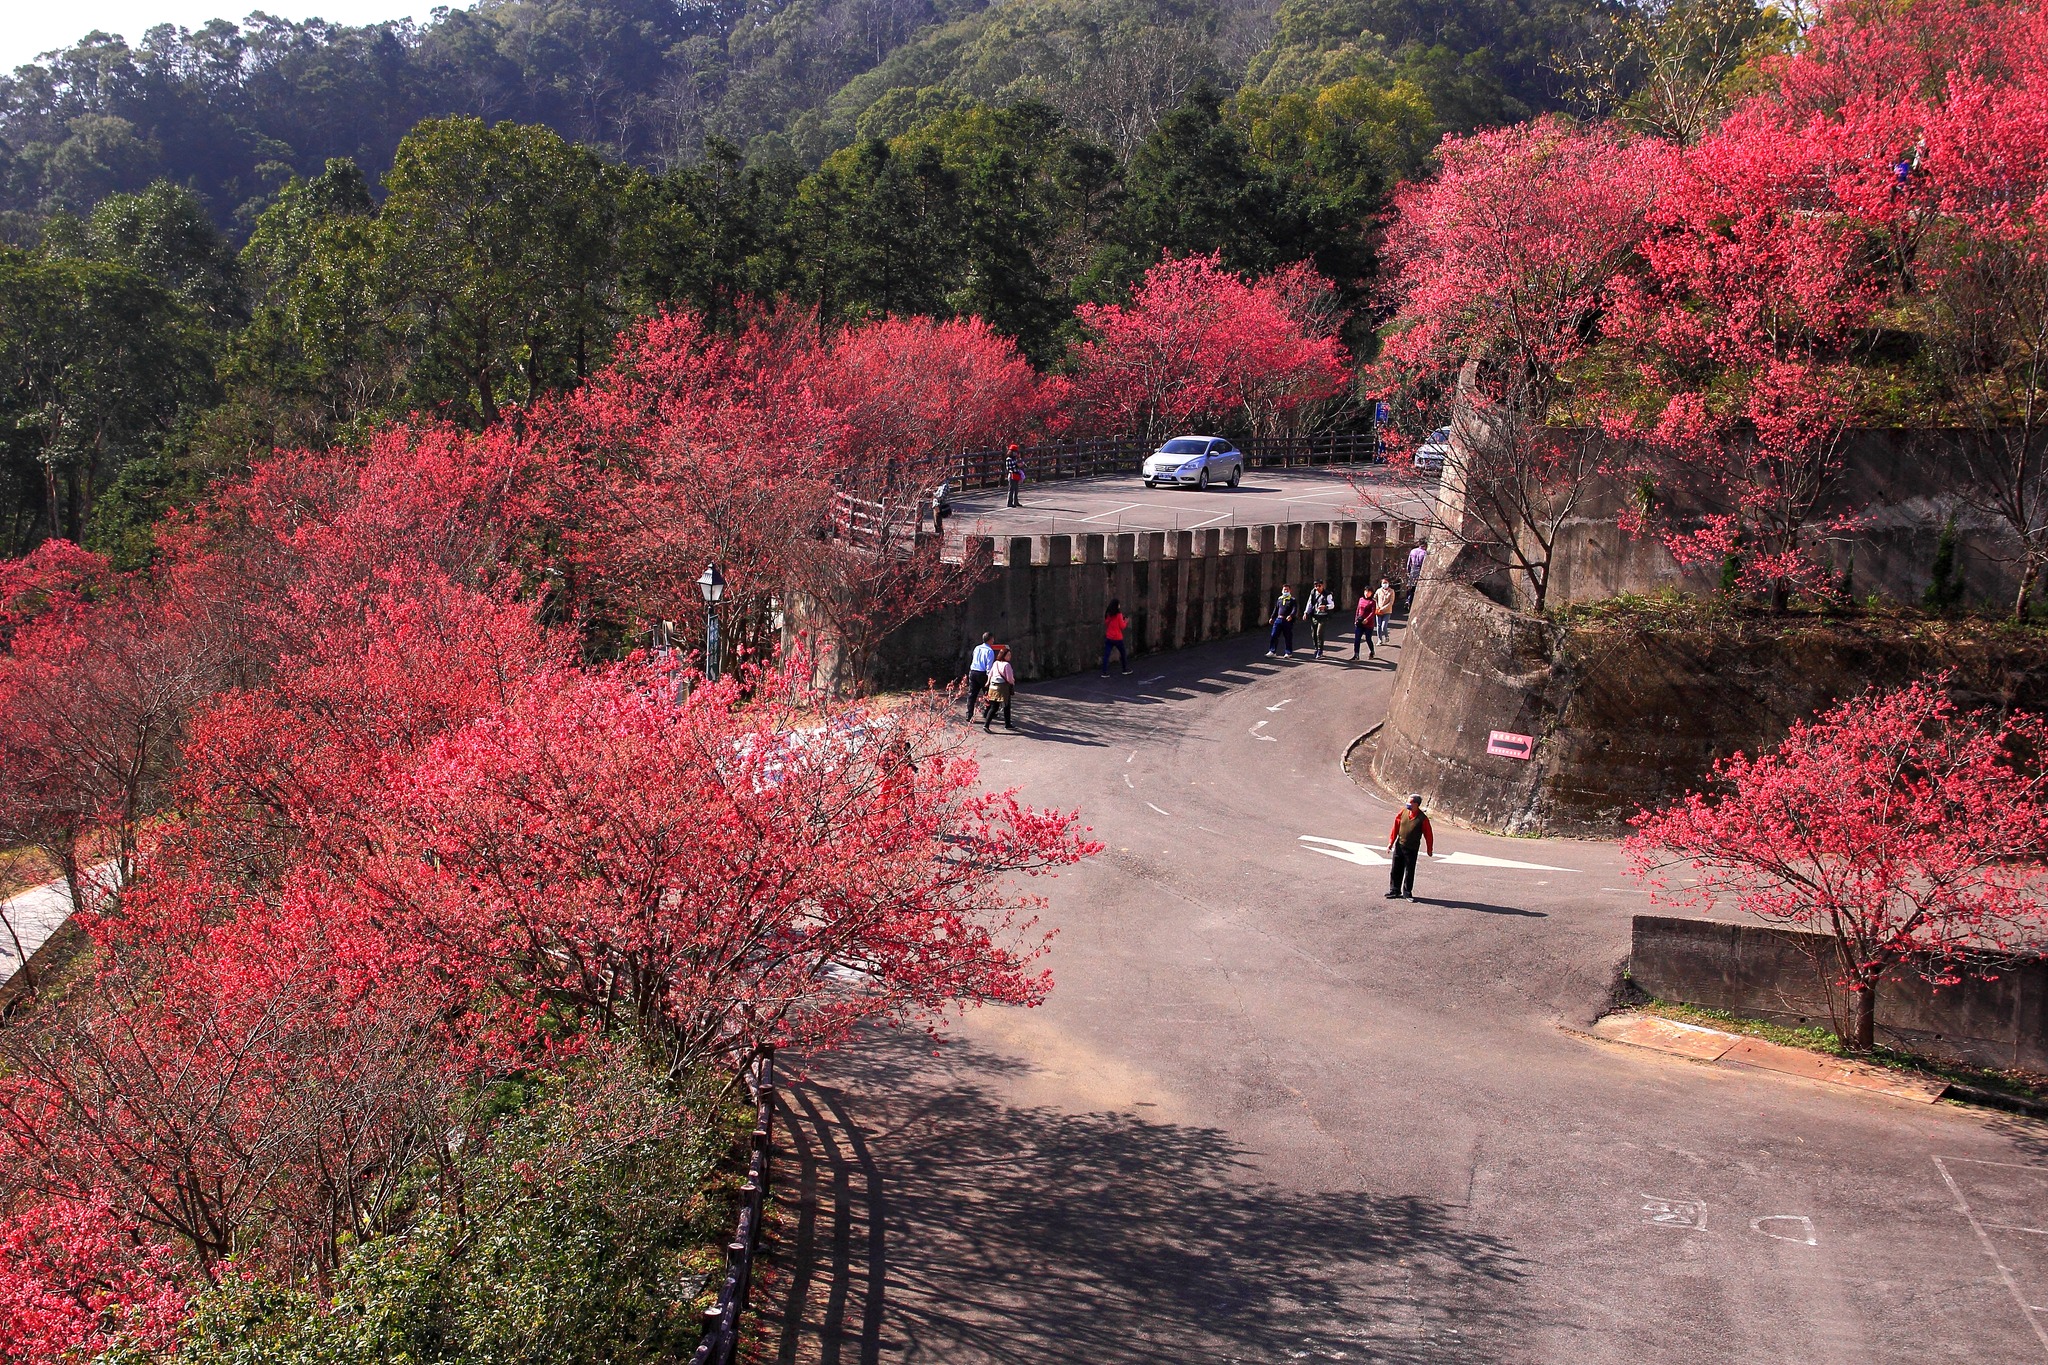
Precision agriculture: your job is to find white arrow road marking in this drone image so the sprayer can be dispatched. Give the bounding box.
[1266,698,1294,711]
[1251,721,1278,742]
[1298,836,1390,866]
[1296,836,1576,873]
[1436,851,1576,871]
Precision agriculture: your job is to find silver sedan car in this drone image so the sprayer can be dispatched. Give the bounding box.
[1142,436,1244,489]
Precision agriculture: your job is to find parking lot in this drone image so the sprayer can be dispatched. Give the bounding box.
[947,467,1434,539]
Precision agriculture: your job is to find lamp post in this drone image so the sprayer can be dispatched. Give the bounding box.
[697,562,726,683]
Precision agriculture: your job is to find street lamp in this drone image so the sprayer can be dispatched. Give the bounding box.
[697,562,726,683]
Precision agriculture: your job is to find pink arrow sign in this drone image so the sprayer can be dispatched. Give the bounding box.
[1487,730,1535,760]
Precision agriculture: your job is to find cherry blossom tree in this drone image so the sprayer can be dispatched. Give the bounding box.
[1366,118,1662,609]
[812,314,1063,494]
[1626,677,2048,1051]
[1068,254,1350,442]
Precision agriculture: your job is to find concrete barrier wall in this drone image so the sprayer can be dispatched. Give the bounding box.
[869,520,1416,688]
[1630,914,2048,1072]
[1373,548,2048,837]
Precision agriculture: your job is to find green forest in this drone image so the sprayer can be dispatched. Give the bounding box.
[0,0,1759,559]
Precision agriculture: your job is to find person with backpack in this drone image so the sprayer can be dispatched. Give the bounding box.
[1266,585,1297,657]
[982,645,1017,731]
[1004,445,1024,508]
[1352,590,1378,660]
[1101,600,1131,676]
[1306,579,1336,658]
[1385,794,1434,899]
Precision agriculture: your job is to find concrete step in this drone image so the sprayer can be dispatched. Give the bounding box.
[1588,1011,1948,1104]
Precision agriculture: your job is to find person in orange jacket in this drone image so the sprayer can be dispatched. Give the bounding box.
[1385,793,1433,899]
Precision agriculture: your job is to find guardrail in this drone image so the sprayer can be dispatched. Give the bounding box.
[952,432,1379,490]
[690,1045,776,1365]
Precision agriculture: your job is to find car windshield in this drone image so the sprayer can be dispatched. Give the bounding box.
[1159,438,1208,454]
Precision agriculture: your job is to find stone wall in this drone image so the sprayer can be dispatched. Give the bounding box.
[1372,565,2048,836]
[1539,430,2029,611]
[869,520,1416,689]
[1630,914,2048,1072]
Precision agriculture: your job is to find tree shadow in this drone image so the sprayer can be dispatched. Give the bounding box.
[765,1032,1534,1365]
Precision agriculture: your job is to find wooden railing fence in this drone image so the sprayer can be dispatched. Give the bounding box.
[689,1046,776,1365]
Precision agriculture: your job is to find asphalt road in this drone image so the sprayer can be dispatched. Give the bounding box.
[788,624,2048,1365]
[947,467,1433,538]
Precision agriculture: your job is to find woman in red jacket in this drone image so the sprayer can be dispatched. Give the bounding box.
[1101,600,1131,676]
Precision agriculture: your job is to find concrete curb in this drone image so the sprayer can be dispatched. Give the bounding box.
[1567,1014,1967,1108]
[1341,724,1383,776]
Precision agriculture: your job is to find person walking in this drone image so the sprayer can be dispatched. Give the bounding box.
[1385,794,1434,899]
[1266,585,1297,656]
[1407,542,1426,591]
[966,632,994,720]
[1352,590,1378,660]
[1306,579,1336,658]
[1004,444,1024,508]
[982,645,1017,731]
[1374,578,1397,644]
[1101,600,1131,676]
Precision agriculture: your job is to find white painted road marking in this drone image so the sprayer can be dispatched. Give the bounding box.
[1147,803,1172,817]
[1641,1196,1706,1230]
[1266,698,1294,712]
[1297,836,1575,872]
[1751,1215,1817,1246]
[1077,502,1142,523]
[1935,1156,2048,1358]
[1251,721,1277,742]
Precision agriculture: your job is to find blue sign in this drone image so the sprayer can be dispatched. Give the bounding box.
[1373,401,1390,424]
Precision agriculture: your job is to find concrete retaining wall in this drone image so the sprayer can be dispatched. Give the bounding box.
[1630,914,2048,1072]
[1514,429,2034,613]
[870,520,1416,688]
[1373,550,2048,837]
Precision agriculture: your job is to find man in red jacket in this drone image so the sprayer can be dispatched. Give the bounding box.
[1385,794,1433,899]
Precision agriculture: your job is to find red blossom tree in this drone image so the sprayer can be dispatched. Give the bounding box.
[1068,254,1350,443]
[1366,118,1663,608]
[812,314,1063,493]
[0,1194,184,1364]
[1625,677,2048,1050]
[1604,63,1895,609]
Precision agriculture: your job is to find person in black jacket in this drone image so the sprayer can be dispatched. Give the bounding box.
[1266,586,1297,657]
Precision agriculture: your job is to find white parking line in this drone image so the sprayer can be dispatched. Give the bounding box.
[1077,503,1143,523]
[1935,1156,2048,1358]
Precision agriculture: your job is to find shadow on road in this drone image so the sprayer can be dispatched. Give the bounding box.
[1413,899,1551,919]
[762,1031,1533,1365]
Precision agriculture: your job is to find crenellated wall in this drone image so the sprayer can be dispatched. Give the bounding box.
[867,520,1417,688]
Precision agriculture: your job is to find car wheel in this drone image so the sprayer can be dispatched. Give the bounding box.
[1228,463,1242,488]
[1197,467,1210,490]
[1144,479,1155,488]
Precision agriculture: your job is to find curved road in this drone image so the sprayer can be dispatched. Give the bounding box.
[780,625,2047,1365]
